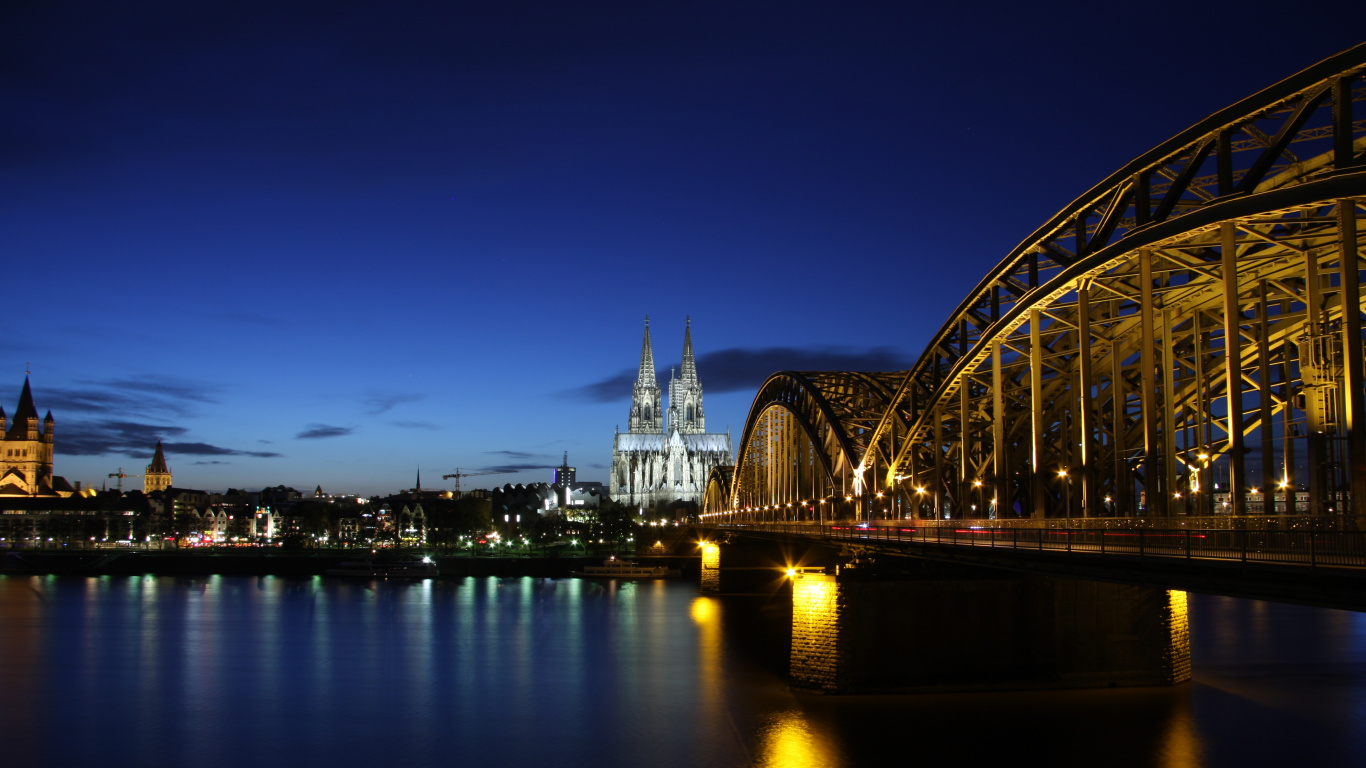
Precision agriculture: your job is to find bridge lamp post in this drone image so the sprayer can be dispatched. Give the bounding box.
[914,486,927,520]
[875,492,884,520]
[1057,469,1071,520]
[972,479,984,522]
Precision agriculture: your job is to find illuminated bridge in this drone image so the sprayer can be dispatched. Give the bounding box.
[705,44,1366,536]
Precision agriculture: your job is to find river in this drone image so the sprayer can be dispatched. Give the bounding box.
[0,574,1361,767]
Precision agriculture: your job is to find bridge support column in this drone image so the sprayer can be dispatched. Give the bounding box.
[699,540,721,594]
[790,569,1189,694]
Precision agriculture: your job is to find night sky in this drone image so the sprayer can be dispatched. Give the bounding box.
[4,1,1361,494]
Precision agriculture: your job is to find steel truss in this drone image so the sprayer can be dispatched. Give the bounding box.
[707,43,1366,522]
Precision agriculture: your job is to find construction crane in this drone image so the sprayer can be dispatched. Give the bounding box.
[442,468,513,499]
[107,467,143,492]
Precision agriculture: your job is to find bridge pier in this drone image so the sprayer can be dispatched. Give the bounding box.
[790,567,1189,694]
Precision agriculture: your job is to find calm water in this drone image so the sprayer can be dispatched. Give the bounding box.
[0,574,1363,767]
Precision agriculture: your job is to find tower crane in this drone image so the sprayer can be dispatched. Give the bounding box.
[442,468,513,499]
[107,467,143,492]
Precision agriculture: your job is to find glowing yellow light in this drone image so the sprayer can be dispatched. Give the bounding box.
[1173,492,1182,498]
[972,479,983,487]
[690,596,716,624]
[844,496,852,501]
[785,568,796,578]
[915,486,926,494]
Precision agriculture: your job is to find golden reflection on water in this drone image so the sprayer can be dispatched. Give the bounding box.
[754,709,839,768]
[1157,693,1204,768]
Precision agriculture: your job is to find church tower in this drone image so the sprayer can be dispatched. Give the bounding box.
[628,317,663,433]
[0,377,57,496]
[668,316,706,435]
[144,440,172,493]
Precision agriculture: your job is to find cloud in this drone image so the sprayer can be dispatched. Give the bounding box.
[42,376,219,418]
[296,424,354,440]
[481,463,554,473]
[561,345,914,402]
[392,420,441,430]
[363,391,424,415]
[56,420,280,459]
[484,450,543,459]
[566,370,639,403]
[163,442,280,458]
[193,460,230,466]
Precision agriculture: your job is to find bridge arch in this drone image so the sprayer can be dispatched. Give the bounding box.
[710,43,1366,522]
[710,371,902,519]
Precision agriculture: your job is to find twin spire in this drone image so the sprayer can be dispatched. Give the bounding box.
[679,316,698,383]
[630,317,705,435]
[636,316,698,385]
[638,316,658,386]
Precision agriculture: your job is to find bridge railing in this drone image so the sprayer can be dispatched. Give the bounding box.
[707,521,1366,569]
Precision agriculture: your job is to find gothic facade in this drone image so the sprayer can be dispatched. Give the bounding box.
[611,318,732,510]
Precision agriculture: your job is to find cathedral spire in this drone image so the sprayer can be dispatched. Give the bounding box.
[627,316,664,433]
[680,315,698,382]
[637,316,657,386]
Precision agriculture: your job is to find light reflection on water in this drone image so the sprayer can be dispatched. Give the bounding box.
[0,574,1363,767]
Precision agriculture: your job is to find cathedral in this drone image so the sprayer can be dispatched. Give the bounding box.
[611,318,732,510]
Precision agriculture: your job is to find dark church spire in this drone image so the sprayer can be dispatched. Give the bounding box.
[149,440,169,473]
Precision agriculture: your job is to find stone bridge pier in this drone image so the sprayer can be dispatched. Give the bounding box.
[695,535,1190,693]
[789,563,1190,694]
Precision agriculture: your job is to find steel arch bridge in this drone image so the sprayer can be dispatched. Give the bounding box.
[705,43,1366,523]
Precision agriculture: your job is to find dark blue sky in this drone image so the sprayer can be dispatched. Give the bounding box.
[3,1,1360,494]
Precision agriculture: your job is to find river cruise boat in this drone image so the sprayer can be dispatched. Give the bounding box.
[325,555,438,579]
[571,556,680,579]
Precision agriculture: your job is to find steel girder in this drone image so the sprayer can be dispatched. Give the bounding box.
[724,371,902,515]
[705,44,1366,521]
[703,465,733,517]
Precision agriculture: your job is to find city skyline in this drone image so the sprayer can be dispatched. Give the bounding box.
[4,2,1361,494]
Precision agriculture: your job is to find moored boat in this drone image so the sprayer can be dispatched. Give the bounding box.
[571,556,680,579]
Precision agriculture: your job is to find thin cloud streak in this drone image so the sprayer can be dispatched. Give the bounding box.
[296,424,354,440]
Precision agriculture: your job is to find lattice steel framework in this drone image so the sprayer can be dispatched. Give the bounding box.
[707,44,1366,521]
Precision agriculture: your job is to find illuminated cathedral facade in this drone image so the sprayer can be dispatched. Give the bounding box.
[611,318,732,510]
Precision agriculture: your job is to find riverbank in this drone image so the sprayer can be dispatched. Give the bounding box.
[0,550,702,579]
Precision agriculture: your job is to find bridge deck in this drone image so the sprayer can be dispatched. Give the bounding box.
[702,521,1366,611]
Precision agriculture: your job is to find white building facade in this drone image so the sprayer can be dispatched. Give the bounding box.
[611,318,732,510]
